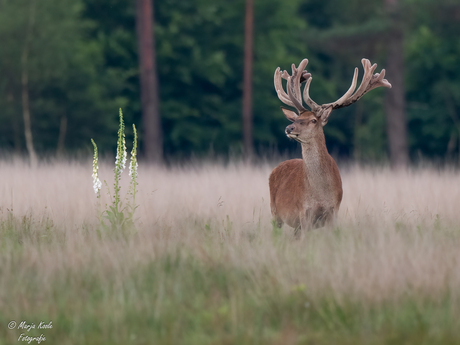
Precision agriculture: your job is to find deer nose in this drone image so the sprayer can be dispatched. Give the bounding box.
[285,124,295,134]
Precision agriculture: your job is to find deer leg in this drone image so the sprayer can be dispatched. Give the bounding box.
[294,225,301,239]
[298,208,314,235]
[276,217,283,229]
[313,207,335,228]
[295,216,310,239]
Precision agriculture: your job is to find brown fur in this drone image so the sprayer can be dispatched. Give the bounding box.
[269,111,343,232]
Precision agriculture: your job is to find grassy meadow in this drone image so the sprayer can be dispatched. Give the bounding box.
[1,159,460,344]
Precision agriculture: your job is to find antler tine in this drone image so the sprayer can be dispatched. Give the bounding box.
[300,71,312,83]
[282,70,312,83]
[302,77,320,112]
[287,59,309,113]
[274,67,296,108]
[273,59,310,114]
[348,59,378,101]
[329,67,359,107]
[366,69,392,92]
[287,76,306,112]
[327,58,392,110]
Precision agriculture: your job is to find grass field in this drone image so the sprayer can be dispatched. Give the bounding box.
[1,160,460,344]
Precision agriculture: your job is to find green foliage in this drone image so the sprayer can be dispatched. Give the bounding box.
[0,0,459,161]
[0,0,126,154]
[405,5,460,160]
[2,234,460,344]
[154,0,308,157]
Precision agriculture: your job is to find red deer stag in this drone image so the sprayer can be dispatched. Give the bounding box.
[269,58,391,234]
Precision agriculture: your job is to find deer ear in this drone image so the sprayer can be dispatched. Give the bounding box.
[281,107,298,122]
[318,106,333,126]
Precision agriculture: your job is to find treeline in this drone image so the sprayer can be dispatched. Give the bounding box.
[0,0,459,164]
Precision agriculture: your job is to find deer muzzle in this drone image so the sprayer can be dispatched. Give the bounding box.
[285,124,295,135]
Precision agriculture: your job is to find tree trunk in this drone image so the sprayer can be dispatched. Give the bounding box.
[444,92,460,164]
[6,92,22,155]
[384,0,409,168]
[135,0,163,164]
[22,0,38,168]
[56,114,67,158]
[21,60,38,168]
[242,0,254,159]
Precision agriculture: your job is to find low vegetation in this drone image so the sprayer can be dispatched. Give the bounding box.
[0,160,460,344]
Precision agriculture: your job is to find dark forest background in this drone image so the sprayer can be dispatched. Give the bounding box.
[0,0,459,166]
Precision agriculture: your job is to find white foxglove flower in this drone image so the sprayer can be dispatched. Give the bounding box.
[115,138,127,174]
[92,175,102,194]
[91,139,102,194]
[121,137,127,170]
[92,163,101,194]
[129,161,138,178]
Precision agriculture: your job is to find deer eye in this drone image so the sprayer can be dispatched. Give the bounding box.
[311,119,317,124]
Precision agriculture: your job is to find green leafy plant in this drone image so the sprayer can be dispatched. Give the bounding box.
[91,109,138,233]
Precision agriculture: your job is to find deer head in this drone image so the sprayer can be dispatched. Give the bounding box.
[274,58,392,143]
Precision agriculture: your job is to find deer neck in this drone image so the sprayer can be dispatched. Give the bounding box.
[300,131,335,198]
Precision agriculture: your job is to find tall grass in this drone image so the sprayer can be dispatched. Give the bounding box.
[1,160,460,344]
